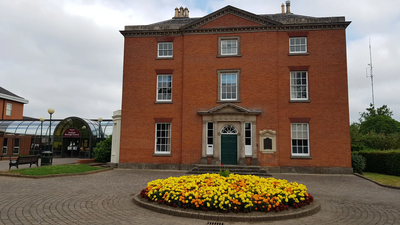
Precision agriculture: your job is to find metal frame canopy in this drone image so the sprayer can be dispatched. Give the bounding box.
[0,117,112,157]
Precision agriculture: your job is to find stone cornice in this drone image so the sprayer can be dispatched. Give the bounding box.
[120,22,351,37]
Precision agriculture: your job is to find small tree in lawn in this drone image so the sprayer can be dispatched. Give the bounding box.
[93,136,112,163]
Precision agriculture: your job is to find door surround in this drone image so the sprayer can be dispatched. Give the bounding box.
[198,103,261,165]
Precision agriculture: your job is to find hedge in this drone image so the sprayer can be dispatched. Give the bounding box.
[357,150,400,176]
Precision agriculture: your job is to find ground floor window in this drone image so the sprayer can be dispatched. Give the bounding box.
[2,138,8,155]
[291,123,309,156]
[245,122,252,156]
[155,123,171,153]
[207,122,213,155]
[13,138,20,155]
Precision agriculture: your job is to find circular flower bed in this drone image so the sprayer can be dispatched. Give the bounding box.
[140,173,314,213]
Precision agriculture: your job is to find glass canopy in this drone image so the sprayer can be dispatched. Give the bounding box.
[0,117,113,158]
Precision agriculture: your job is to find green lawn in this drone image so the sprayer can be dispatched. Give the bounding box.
[8,164,105,176]
[363,172,400,187]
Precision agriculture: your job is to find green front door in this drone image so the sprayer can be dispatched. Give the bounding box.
[221,134,237,165]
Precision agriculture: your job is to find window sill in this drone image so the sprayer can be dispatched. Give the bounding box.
[289,100,310,103]
[155,101,173,104]
[156,57,174,60]
[217,54,242,58]
[153,153,172,157]
[261,150,276,154]
[291,156,312,159]
[217,100,241,103]
[288,53,309,56]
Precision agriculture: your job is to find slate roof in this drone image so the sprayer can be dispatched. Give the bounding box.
[122,5,349,33]
[0,86,29,104]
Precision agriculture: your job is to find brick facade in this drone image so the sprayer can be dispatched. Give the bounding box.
[119,5,352,171]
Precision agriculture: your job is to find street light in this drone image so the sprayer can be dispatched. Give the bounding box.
[98,117,103,139]
[48,108,55,152]
[80,125,86,158]
[40,117,45,154]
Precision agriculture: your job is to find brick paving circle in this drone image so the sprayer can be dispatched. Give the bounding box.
[0,170,399,225]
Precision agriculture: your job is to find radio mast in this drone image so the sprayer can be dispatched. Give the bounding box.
[366,39,375,106]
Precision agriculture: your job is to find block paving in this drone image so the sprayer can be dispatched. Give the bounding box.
[0,168,399,224]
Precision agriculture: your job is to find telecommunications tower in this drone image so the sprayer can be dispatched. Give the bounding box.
[366,39,375,106]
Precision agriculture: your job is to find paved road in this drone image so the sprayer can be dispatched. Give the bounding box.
[0,169,399,225]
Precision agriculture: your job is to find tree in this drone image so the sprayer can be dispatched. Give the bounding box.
[359,104,400,134]
[359,104,393,121]
[93,136,112,163]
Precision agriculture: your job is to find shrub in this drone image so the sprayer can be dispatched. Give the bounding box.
[358,150,400,176]
[93,136,112,163]
[351,153,366,174]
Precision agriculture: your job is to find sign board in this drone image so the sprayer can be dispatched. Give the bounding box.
[63,128,81,137]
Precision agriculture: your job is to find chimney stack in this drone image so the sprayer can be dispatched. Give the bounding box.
[174,6,189,18]
[184,7,189,17]
[285,1,291,14]
[281,3,285,13]
[174,7,179,17]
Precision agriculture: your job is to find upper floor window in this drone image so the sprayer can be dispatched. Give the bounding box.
[158,42,173,57]
[289,37,307,53]
[156,75,172,102]
[6,103,12,116]
[218,36,241,57]
[290,71,308,100]
[217,69,241,102]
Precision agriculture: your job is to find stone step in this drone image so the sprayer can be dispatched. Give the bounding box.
[194,164,262,169]
[188,171,272,177]
[191,168,267,173]
[188,164,272,177]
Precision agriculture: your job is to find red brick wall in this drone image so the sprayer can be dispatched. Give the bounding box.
[0,99,24,120]
[120,16,351,168]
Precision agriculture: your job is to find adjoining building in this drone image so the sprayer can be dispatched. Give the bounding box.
[0,86,113,158]
[117,3,352,173]
[0,86,29,120]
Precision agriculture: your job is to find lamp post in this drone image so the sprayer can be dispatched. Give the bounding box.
[48,108,55,152]
[40,117,45,154]
[98,117,103,139]
[80,125,86,158]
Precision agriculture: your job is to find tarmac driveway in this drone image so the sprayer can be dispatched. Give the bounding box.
[0,169,399,225]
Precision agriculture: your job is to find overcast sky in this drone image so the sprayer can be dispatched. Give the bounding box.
[1,0,399,123]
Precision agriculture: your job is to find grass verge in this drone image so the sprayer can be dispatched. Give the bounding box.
[363,172,400,187]
[8,164,105,176]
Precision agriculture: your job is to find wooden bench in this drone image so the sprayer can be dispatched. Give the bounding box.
[9,155,40,170]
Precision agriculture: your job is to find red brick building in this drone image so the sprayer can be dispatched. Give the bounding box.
[0,86,28,120]
[118,4,352,173]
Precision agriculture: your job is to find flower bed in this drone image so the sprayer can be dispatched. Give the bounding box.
[140,173,314,213]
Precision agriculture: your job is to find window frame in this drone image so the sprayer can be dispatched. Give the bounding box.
[13,138,20,155]
[2,138,8,155]
[217,69,241,102]
[157,42,173,58]
[156,74,173,102]
[291,123,310,157]
[289,37,307,54]
[244,122,252,156]
[206,122,214,155]
[6,103,12,116]
[290,71,309,101]
[218,36,241,57]
[154,123,171,154]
